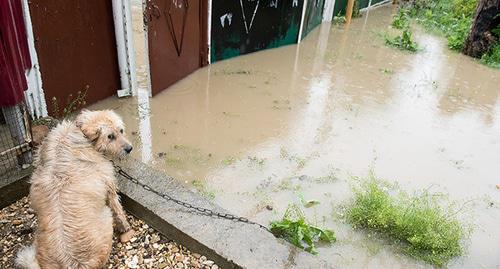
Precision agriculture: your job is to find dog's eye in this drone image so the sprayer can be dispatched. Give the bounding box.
[108,134,115,140]
[120,129,124,134]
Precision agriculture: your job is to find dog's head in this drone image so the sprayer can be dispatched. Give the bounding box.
[75,110,133,158]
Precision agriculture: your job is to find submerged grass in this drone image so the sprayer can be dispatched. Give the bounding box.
[270,204,336,255]
[191,180,216,200]
[346,176,469,267]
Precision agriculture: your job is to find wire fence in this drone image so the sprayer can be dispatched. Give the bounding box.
[0,102,33,181]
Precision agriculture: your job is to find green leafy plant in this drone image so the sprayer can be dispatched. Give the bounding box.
[392,8,410,29]
[346,176,469,267]
[270,204,336,255]
[385,28,419,52]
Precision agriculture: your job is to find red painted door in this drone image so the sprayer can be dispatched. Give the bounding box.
[29,0,120,116]
[146,0,207,95]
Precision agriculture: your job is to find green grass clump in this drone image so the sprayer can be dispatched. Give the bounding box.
[386,8,419,52]
[270,204,336,255]
[346,177,468,267]
[409,0,478,51]
[385,28,419,52]
[481,43,500,68]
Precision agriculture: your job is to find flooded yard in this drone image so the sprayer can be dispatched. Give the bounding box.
[91,5,500,269]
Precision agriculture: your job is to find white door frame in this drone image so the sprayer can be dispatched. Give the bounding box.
[112,0,137,97]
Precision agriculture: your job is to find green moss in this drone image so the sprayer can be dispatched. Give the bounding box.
[346,176,469,267]
[270,204,336,255]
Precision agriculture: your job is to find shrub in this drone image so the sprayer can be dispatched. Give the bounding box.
[346,177,468,267]
[481,43,500,68]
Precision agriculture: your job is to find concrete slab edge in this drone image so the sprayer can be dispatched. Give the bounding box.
[116,158,333,269]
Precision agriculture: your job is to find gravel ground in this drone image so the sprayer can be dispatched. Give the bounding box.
[0,197,219,269]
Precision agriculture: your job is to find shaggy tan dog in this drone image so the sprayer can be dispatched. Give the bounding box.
[16,110,134,269]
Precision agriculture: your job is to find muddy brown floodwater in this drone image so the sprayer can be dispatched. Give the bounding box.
[91,4,500,269]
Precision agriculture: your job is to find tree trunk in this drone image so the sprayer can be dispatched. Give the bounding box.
[463,0,500,58]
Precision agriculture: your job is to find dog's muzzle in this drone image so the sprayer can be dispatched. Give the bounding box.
[124,145,133,154]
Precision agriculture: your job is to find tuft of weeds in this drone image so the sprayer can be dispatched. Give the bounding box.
[379,68,395,75]
[221,156,237,166]
[346,177,469,267]
[270,204,336,255]
[385,27,420,53]
[51,87,88,119]
[248,156,266,166]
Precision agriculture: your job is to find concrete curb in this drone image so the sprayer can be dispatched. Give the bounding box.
[116,158,333,269]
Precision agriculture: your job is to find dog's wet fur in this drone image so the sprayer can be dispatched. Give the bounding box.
[16,110,133,269]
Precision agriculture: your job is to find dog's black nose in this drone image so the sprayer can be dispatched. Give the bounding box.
[124,145,133,154]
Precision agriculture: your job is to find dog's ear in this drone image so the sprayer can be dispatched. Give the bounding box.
[76,110,101,141]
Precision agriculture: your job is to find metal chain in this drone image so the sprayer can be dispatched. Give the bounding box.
[113,163,271,232]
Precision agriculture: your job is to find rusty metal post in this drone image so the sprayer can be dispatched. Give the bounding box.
[345,0,355,24]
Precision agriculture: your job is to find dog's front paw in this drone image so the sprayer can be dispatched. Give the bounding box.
[117,220,131,234]
[120,229,136,243]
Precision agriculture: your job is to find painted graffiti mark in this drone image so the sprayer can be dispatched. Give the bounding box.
[239,0,260,34]
[211,0,304,62]
[164,0,189,56]
[220,13,233,28]
[171,0,183,8]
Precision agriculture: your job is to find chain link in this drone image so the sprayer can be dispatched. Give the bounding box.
[113,163,271,232]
